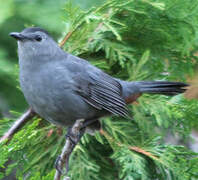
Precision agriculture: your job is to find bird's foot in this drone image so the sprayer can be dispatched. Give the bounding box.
[54,156,64,174]
[65,126,80,147]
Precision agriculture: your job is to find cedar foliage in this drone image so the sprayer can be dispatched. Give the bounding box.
[1,0,198,179]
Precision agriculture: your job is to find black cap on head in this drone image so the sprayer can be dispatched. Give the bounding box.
[22,27,49,35]
[9,27,50,41]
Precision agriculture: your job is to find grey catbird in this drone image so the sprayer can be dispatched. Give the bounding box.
[10,27,188,131]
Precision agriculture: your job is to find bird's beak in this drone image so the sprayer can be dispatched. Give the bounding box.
[9,32,26,41]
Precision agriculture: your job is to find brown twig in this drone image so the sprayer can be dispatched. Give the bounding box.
[88,22,104,43]
[129,146,160,161]
[0,108,36,143]
[59,31,73,48]
[87,9,112,44]
[99,129,162,162]
[54,119,85,180]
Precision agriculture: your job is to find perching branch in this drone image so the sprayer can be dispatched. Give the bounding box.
[54,119,85,180]
[0,108,36,143]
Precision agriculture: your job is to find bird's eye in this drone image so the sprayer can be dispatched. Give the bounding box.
[35,35,42,42]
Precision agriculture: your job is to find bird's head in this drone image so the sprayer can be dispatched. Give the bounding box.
[9,27,61,61]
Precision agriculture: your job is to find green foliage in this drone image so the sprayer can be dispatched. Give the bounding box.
[1,0,198,179]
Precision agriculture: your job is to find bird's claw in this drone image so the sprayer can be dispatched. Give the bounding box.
[54,156,64,174]
[65,126,80,146]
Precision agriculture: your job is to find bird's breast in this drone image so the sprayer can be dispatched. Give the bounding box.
[19,65,98,126]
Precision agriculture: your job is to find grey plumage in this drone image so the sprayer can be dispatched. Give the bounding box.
[10,27,189,129]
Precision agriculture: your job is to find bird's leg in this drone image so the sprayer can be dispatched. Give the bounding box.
[54,119,85,180]
[81,118,100,129]
[80,118,101,135]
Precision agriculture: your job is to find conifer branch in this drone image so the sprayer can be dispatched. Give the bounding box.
[99,129,163,163]
[88,22,104,43]
[54,119,85,180]
[0,108,36,143]
[88,9,112,43]
[59,9,112,48]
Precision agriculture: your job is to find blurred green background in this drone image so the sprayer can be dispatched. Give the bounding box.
[1,0,198,179]
[0,0,105,116]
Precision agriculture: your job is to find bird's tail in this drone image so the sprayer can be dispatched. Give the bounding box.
[136,81,189,96]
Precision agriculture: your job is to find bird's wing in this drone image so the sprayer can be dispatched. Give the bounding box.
[73,70,129,117]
